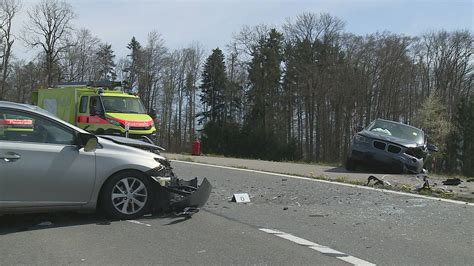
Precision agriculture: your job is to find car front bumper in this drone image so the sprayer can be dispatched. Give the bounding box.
[349,141,424,174]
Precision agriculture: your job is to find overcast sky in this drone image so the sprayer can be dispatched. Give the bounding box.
[13,0,474,60]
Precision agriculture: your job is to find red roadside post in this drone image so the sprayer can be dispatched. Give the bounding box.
[192,139,201,156]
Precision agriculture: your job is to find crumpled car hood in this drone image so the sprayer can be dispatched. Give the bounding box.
[359,130,421,148]
[98,135,165,151]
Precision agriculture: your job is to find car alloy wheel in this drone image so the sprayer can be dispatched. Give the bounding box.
[101,170,153,220]
[111,177,148,215]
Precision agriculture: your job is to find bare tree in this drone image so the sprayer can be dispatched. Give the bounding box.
[232,24,271,58]
[22,0,75,87]
[139,30,167,112]
[59,28,101,82]
[0,0,19,100]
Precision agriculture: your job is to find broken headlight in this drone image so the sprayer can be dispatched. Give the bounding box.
[354,134,370,143]
[154,157,171,167]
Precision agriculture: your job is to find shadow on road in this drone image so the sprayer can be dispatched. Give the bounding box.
[324,167,351,173]
[0,211,189,235]
[0,212,107,236]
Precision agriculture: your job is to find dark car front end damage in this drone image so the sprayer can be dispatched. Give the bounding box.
[101,135,212,216]
[346,119,437,174]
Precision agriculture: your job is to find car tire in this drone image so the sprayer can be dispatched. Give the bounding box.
[345,158,357,171]
[101,170,153,220]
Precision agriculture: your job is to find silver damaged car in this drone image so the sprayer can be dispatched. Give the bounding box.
[0,101,211,219]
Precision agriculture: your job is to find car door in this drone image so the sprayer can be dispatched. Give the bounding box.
[0,108,96,208]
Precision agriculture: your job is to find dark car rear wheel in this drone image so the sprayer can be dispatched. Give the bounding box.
[101,170,153,220]
[345,158,357,171]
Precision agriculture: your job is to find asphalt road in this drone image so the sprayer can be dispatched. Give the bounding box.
[1,160,473,265]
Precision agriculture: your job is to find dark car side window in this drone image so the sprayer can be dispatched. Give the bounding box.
[79,96,89,113]
[0,109,76,145]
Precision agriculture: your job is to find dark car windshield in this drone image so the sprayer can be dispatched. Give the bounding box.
[101,97,146,114]
[367,120,424,145]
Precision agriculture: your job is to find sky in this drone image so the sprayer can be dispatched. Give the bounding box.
[12,0,474,60]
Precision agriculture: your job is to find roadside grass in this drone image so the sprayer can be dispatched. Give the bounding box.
[189,153,343,168]
[178,156,195,162]
[280,159,342,168]
[229,165,249,170]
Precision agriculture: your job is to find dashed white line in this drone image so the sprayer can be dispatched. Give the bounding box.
[172,160,474,206]
[126,220,152,227]
[339,256,377,266]
[309,246,347,255]
[260,228,375,266]
[275,233,322,247]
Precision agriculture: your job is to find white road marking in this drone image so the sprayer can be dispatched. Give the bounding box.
[275,233,322,246]
[126,220,152,227]
[172,160,474,206]
[259,228,283,234]
[260,228,375,266]
[339,256,377,266]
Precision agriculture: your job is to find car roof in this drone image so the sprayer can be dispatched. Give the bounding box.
[0,100,58,121]
[0,101,38,111]
[0,100,89,133]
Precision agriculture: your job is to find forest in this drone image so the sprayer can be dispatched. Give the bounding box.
[0,0,472,175]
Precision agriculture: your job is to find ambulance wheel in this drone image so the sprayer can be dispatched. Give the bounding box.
[101,170,153,220]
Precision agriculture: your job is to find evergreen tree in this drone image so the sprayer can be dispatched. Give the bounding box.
[199,48,240,155]
[242,29,293,160]
[199,48,227,124]
[124,36,142,90]
[457,99,474,176]
[95,43,116,81]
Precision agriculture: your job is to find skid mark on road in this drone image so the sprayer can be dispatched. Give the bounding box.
[260,228,375,266]
[173,160,474,206]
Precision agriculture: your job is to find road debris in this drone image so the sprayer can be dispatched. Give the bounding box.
[411,175,430,192]
[367,175,392,187]
[37,221,53,226]
[442,178,462,186]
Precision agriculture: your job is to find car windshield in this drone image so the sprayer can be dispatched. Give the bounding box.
[367,120,424,145]
[101,97,146,114]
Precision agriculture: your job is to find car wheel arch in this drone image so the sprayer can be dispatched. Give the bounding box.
[96,168,153,210]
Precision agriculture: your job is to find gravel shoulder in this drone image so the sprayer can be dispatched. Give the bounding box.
[163,153,474,203]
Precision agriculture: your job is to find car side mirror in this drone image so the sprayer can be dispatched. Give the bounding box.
[149,108,157,119]
[427,143,439,153]
[356,126,364,132]
[79,132,98,152]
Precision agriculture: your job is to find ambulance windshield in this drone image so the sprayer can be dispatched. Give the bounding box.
[101,97,147,114]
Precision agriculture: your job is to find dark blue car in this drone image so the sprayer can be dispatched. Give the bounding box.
[346,119,438,174]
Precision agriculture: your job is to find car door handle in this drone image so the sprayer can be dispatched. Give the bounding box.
[0,152,21,162]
